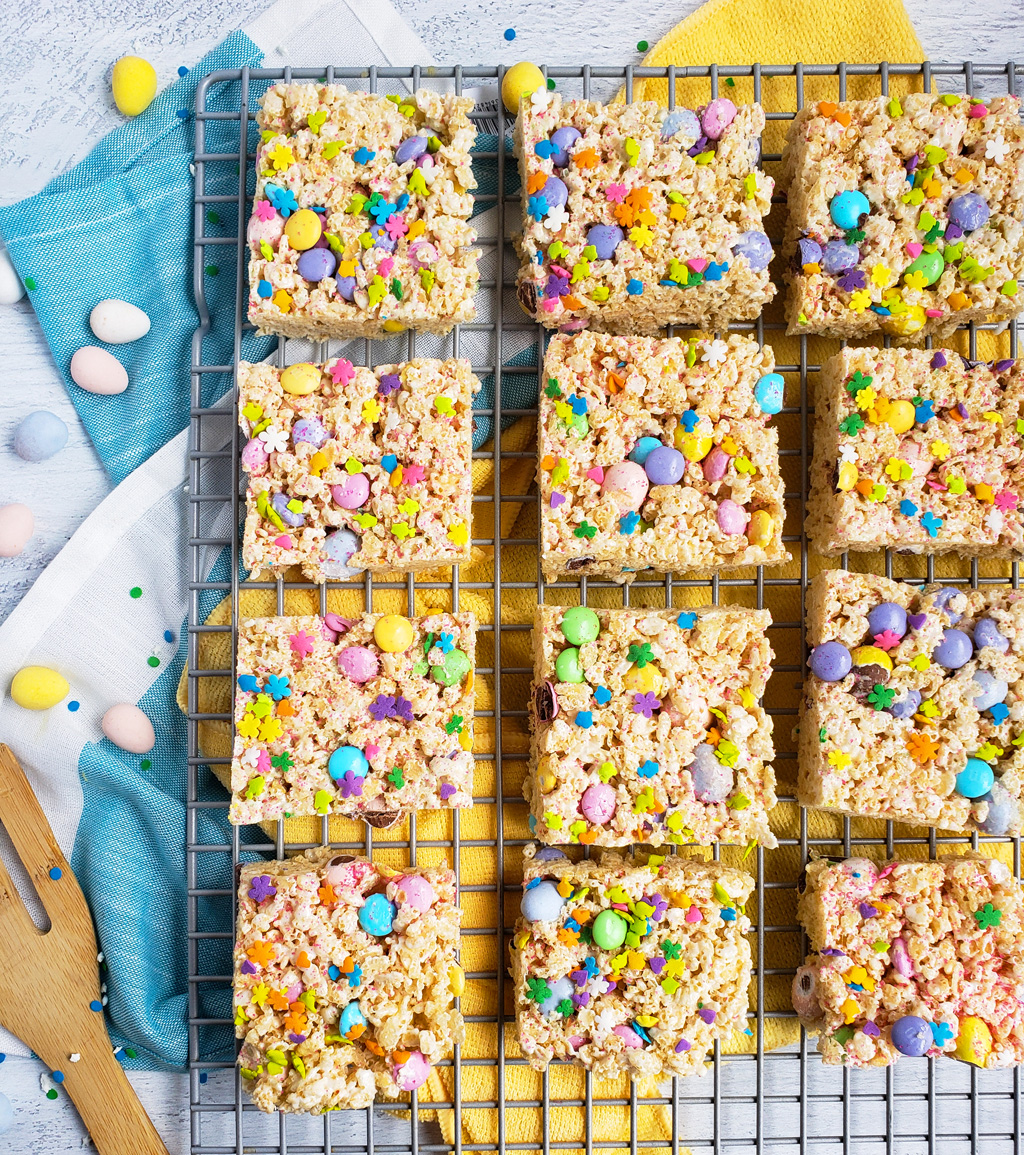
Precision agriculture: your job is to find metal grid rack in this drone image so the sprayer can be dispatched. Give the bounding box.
[187,62,1024,1155]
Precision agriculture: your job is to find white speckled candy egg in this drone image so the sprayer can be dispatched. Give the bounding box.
[89,299,151,344]
[70,347,129,395]
[0,245,24,304]
[0,503,33,557]
[101,703,156,753]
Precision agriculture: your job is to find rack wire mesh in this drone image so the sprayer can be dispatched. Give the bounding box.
[187,61,1024,1155]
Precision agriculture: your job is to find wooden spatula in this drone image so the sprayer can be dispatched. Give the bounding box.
[0,744,170,1155]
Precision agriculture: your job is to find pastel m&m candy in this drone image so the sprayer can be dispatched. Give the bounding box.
[829,190,870,230]
[560,606,600,645]
[501,62,546,114]
[284,209,322,251]
[358,893,396,936]
[112,56,157,117]
[520,880,564,921]
[592,909,627,949]
[280,362,320,395]
[328,746,369,780]
[374,614,414,653]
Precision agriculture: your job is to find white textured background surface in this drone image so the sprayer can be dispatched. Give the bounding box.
[0,0,1023,1149]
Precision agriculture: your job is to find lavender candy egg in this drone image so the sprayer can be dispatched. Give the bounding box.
[368,225,397,252]
[271,493,305,527]
[297,246,338,282]
[587,224,625,261]
[534,847,568,862]
[716,499,746,535]
[600,461,649,512]
[948,193,990,232]
[549,126,583,167]
[241,437,269,472]
[541,175,569,210]
[732,230,773,272]
[338,645,379,682]
[971,670,1008,711]
[660,108,701,143]
[331,473,370,510]
[797,238,822,266]
[932,628,973,670]
[703,446,730,483]
[933,587,964,624]
[808,640,852,682]
[888,688,922,720]
[821,240,859,274]
[247,211,284,248]
[521,880,565,921]
[973,618,1010,652]
[322,528,362,579]
[292,416,330,448]
[644,445,685,486]
[791,966,821,1018]
[395,133,429,165]
[867,602,907,640]
[581,782,616,825]
[701,97,737,140]
[688,742,732,802]
[337,276,357,301]
[978,782,1019,836]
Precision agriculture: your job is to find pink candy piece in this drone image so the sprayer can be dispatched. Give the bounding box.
[247,211,284,248]
[364,743,380,759]
[326,857,376,890]
[338,645,379,682]
[332,473,370,510]
[395,874,436,912]
[403,464,425,485]
[586,466,605,484]
[701,97,737,140]
[613,1024,643,1049]
[580,781,616,825]
[969,103,988,118]
[702,446,730,484]
[415,153,435,169]
[600,460,649,512]
[568,1035,585,1049]
[409,241,439,269]
[392,1050,431,1091]
[324,613,355,636]
[687,258,708,273]
[241,437,269,473]
[685,905,702,923]
[716,499,747,535]
[925,308,944,318]
[256,749,272,774]
[273,535,293,548]
[892,936,914,978]
[906,242,923,258]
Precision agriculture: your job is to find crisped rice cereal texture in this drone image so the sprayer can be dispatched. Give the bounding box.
[780,93,1024,341]
[539,332,788,582]
[528,605,777,848]
[230,613,474,825]
[795,855,1024,1068]
[234,850,463,1111]
[248,85,479,339]
[510,845,754,1078]
[513,92,775,334]
[807,347,1024,557]
[238,358,478,580]
[798,570,1024,835]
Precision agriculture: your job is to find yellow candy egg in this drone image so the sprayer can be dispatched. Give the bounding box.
[850,645,893,672]
[623,664,662,694]
[954,1016,992,1067]
[448,964,466,996]
[885,399,916,434]
[537,756,557,793]
[837,461,859,491]
[280,363,321,396]
[112,56,158,117]
[501,62,546,114]
[674,430,713,462]
[284,209,322,252]
[883,304,926,337]
[374,614,414,653]
[747,509,773,549]
[10,666,70,711]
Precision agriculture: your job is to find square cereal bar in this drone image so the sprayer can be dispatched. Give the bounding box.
[513,91,775,334]
[807,347,1024,557]
[239,358,479,580]
[510,845,754,1078]
[234,849,463,1111]
[247,84,479,339]
[230,612,475,825]
[799,570,1024,835]
[527,604,777,848]
[794,854,1024,1069]
[538,332,788,582]
[780,94,1024,340]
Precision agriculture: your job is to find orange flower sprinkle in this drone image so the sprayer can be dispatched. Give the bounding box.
[907,731,940,764]
[574,148,599,169]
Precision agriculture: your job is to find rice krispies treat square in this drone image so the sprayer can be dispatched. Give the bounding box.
[513,91,775,334]
[230,612,474,825]
[807,347,1024,557]
[779,93,1024,341]
[510,845,754,1079]
[538,332,788,582]
[794,854,1024,1069]
[247,85,479,340]
[234,850,463,1112]
[798,570,1024,836]
[527,605,777,849]
[239,358,479,580]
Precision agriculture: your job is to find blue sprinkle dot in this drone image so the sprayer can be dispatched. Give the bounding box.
[52,1071,64,1083]
[0,1053,6,1062]
[504,27,516,40]
[49,867,62,880]
[257,280,273,299]
[164,630,175,644]
[178,66,189,77]
[199,1071,208,1084]
[67,701,80,712]
[627,278,643,295]
[89,1000,102,1012]
[176,109,190,119]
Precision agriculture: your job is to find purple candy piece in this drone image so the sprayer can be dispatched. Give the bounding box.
[395,134,429,165]
[945,222,964,241]
[808,640,852,682]
[932,627,973,670]
[241,437,269,472]
[948,193,990,232]
[649,957,666,975]
[731,230,773,272]
[534,847,568,862]
[297,246,338,282]
[240,959,257,975]
[821,239,859,274]
[698,1007,717,1024]
[907,612,927,631]
[272,492,305,527]
[994,359,1015,372]
[439,783,456,800]
[797,238,823,266]
[931,351,947,369]
[369,225,397,251]
[858,902,879,919]
[541,174,569,210]
[701,97,737,140]
[892,936,914,978]
[974,618,1010,652]
[888,688,921,720]
[866,601,907,640]
[644,445,685,486]
[549,125,583,167]
[675,1039,692,1053]
[862,1022,881,1038]
[891,1015,931,1057]
[586,224,625,261]
[660,108,701,141]
[933,587,964,624]
[337,276,357,301]
[292,416,330,447]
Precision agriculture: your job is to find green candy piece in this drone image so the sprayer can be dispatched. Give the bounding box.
[569,414,590,438]
[904,250,945,287]
[413,658,429,677]
[592,909,627,950]
[555,647,585,683]
[561,606,600,646]
[432,647,471,687]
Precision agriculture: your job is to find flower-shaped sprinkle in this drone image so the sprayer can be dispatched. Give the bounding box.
[701,339,728,367]
[995,490,1018,511]
[838,269,867,292]
[369,694,414,722]
[339,770,364,798]
[289,631,315,658]
[258,425,288,453]
[266,674,291,701]
[907,731,939,764]
[985,134,1010,163]
[377,373,401,396]
[545,204,570,231]
[254,200,276,221]
[873,630,902,651]
[529,86,552,110]
[920,511,943,537]
[605,183,628,203]
[619,511,640,535]
[437,632,455,653]
[248,875,277,903]
[974,903,1002,929]
[866,684,895,711]
[633,692,661,718]
[385,214,408,241]
[627,642,654,668]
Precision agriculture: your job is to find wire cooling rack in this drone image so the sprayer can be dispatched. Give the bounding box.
[187,62,1024,1155]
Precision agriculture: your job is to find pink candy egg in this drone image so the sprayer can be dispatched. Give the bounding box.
[338,645,379,682]
[892,936,914,978]
[247,212,284,248]
[392,1050,431,1091]
[101,703,156,754]
[580,782,616,825]
[70,346,128,395]
[702,447,730,483]
[331,473,370,509]
[241,437,269,472]
[613,1024,643,1049]
[600,461,649,512]
[0,503,33,558]
[395,874,436,912]
[325,855,375,890]
[716,499,747,535]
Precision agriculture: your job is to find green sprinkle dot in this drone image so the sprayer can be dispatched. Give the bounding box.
[637,40,649,51]
[725,77,735,87]
[125,1047,137,1059]
[546,78,556,91]
[206,211,221,224]
[141,759,152,771]
[147,656,160,668]
[25,277,37,291]
[205,265,219,276]
[46,1089,58,1100]
[129,587,143,599]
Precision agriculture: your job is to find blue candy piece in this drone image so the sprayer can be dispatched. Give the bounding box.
[534,140,556,159]
[353,147,376,164]
[322,528,361,579]
[520,880,565,922]
[933,587,963,624]
[381,454,399,473]
[541,175,569,210]
[688,743,732,802]
[796,238,822,267]
[594,686,612,705]
[956,757,994,800]
[257,279,274,298]
[340,1001,367,1035]
[358,893,397,936]
[829,190,870,230]
[867,602,907,640]
[14,410,68,462]
[337,276,357,301]
[821,240,860,274]
[973,618,1009,653]
[629,436,662,466]
[890,1015,931,1057]
[932,628,973,670]
[626,278,643,295]
[808,640,852,682]
[948,193,990,232]
[297,247,338,282]
[292,416,330,448]
[328,964,341,980]
[978,783,1019,835]
[537,975,574,1016]
[272,492,306,527]
[328,746,369,780]
[660,108,701,142]
[395,134,429,165]
[732,230,773,272]
[971,670,1008,711]
[534,847,568,862]
[549,126,583,167]
[888,688,921,720]
[754,372,784,415]
[237,674,260,693]
[644,445,685,485]
[679,410,700,432]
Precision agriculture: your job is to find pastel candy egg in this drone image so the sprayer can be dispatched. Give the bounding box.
[600,461,648,512]
[581,781,616,824]
[537,975,574,1016]
[732,230,773,272]
[395,134,429,165]
[534,847,567,862]
[623,663,661,694]
[89,299,151,344]
[431,647,471,687]
[297,247,338,282]
[374,614,415,653]
[932,628,973,670]
[101,703,156,754]
[808,641,852,682]
[954,1016,992,1067]
[331,473,370,509]
[340,1001,366,1037]
[829,190,870,230]
[337,276,357,301]
[971,670,1008,711]
[368,224,396,251]
[586,224,625,261]
[409,241,439,268]
[700,97,737,139]
[851,645,893,672]
[541,175,569,210]
[978,783,1019,836]
[755,372,785,414]
[883,304,926,337]
[14,411,68,462]
[338,646,379,682]
[10,666,69,711]
[885,399,916,434]
[70,346,128,395]
[867,602,907,639]
[0,244,25,304]
[956,757,994,799]
[241,438,269,472]
[592,909,628,950]
[644,445,685,485]
[716,499,746,535]
[555,647,584,683]
[280,362,320,395]
[973,618,1009,652]
[891,1015,931,1057]
[613,1024,643,1049]
[329,746,369,780]
[560,606,600,645]
[415,153,434,170]
[948,194,990,232]
[891,936,914,978]
[0,503,33,557]
[797,238,822,266]
[703,447,730,482]
[392,1050,431,1091]
[549,126,583,166]
[395,874,435,912]
[837,462,858,491]
[747,510,773,549]
[358,892,396,936]
[284,208,322,251]
[628,436,662,466]
[688,743,732,802]
[292,416,329,447]
[677,432,712,462]
[111,55,157,116]
[501,61,546,113]
[521,880,564,922]
[247,210,284,247]
[889,688,921,719]
[933,587,964,625]
[660,108,701,143]
[904,250,944,287]
[272,493,305,527]
[821,240,859,274]
[322,528,362,578]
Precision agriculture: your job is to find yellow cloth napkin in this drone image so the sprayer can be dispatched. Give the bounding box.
[178,6,1019,1149]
